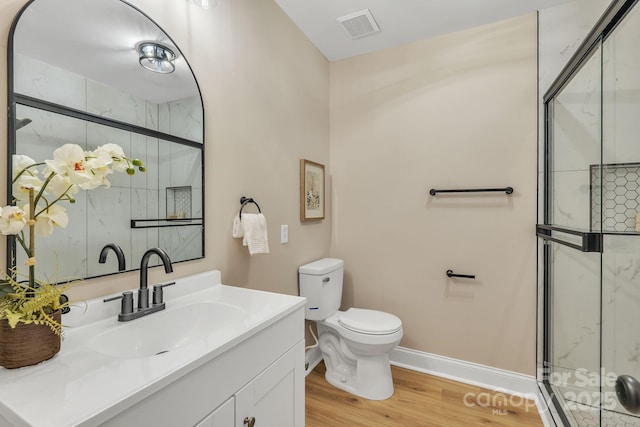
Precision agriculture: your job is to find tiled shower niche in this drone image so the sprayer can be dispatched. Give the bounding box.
[166,186,192,220]
[591,163,640,232]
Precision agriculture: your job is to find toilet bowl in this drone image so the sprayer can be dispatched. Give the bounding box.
[298,258,403,400]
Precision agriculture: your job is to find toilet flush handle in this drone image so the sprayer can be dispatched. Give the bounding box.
[244,417,256,427]
[323,277,330,283]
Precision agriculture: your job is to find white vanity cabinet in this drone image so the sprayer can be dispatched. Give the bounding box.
[195,341,304,427]
[100,308,305,427]
[0,272,307,427]
[235,341,304,427]
[195,397,234,426]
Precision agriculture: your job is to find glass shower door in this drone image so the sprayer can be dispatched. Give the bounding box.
[540,2,640,425]
[542,44,604,426]
[600,3,640,425]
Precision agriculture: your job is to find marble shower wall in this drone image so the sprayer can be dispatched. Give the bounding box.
[12,55,202,279]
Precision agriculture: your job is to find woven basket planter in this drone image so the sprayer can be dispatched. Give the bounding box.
[0,310,61,369]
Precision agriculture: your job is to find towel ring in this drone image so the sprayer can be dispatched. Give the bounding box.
[239,197,261,219]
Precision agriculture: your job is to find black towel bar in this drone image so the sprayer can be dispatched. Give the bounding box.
[239,197,261,219]
[429,187,513,195]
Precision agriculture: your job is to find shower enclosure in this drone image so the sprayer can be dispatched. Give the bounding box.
[538,0,640,425]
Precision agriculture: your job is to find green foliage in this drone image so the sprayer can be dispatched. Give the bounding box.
[0,273,75,335]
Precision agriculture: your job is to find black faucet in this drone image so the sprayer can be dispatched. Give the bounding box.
[139,248,173,309]
[103,247,175,322]
[98,243,126,271]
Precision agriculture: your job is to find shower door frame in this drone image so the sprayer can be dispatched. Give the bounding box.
[539,0,640,425]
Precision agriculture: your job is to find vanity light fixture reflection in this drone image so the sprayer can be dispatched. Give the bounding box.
[137,42,176,74]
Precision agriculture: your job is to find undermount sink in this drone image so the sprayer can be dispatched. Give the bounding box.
[89,302,245,358]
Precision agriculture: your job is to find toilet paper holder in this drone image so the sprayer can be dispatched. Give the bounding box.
[446,270,475,279]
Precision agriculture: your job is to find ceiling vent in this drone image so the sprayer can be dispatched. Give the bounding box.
[337,9,380,40]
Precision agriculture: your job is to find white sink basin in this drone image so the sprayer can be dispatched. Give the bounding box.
[89,302,245,358]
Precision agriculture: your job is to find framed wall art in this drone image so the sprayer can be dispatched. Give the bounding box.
[300,159,325,221]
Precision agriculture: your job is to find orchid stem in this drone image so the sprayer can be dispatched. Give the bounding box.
[28,188,36,294]
[35,185,73,218]
[15,234,30,256]
[33,172,56,207]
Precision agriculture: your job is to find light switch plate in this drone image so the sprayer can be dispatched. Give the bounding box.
[280,225,288,244]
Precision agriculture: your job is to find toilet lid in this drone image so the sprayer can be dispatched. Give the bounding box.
[338,308,402,335]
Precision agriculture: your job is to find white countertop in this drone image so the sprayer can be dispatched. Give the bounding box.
[0,270,306,427]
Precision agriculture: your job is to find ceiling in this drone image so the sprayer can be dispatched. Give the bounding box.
[12,0,578,102]
[273,0,575,61]
[13,0,199,104]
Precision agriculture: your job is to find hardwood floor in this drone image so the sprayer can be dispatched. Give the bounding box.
[305,362,544,427]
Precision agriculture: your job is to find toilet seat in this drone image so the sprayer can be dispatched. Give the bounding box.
[338,308,402,335]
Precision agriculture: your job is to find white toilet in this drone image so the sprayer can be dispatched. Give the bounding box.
[298,258,403,400]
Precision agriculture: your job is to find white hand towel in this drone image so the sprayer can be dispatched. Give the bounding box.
[241,213,270,255]
[232,214,244,238]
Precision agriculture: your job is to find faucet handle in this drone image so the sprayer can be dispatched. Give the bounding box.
[103,291,134,316]
[152,281,176,305]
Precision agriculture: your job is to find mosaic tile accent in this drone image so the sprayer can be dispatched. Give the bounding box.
[166,186,192,219]
[591,163,640,232]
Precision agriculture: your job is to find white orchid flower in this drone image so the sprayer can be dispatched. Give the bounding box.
[12,155,37,180]
[15,174,43,191]
[94,143,129,174]
[12,155,41,201]
[0,206,27,235]
[26,203,69,237]
[86,147,114,170]
[44,144,93,187]
[95,143,126,159]
[47,174,79,200]
[112,159,129,174]
[81,150,115,190]
[80,173,110,190]
[13,174,45,202]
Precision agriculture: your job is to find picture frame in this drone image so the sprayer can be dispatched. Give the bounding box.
[300,159,325,221]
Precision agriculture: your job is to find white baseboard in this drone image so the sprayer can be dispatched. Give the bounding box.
[390,346,538,396]
[389,346,557,426]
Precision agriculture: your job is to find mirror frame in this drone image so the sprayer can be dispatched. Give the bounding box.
[6,0,206,281]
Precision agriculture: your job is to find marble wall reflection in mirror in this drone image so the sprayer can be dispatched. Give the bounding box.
[8,0,204,282]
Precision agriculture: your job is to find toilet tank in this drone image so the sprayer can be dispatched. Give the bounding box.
[298,258,344,321]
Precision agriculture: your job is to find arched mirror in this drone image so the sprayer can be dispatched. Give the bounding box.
[7,0,204,282]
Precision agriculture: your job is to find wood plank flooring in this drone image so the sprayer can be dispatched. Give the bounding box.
[306,362,543,427]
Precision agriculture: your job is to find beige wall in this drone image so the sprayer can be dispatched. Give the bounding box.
[0,0,330,301]
[329,14,538,375]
